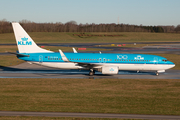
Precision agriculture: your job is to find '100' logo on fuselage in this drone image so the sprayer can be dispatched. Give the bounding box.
[18,37,32,45]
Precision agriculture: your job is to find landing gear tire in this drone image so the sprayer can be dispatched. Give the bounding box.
[89,71,94,76]
[155,72,159,76]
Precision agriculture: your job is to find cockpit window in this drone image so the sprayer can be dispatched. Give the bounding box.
[162,59,168,62]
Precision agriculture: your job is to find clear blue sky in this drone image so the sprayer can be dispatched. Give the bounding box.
[1,0,180,26]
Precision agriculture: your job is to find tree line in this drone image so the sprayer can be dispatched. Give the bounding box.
[0,19,180,34]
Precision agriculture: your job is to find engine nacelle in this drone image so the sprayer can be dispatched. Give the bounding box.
[101,66,119,74]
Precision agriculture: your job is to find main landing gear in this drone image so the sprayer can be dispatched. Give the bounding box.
[89,69,95,76]
[155,72,159,76]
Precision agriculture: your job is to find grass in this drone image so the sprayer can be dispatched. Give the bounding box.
[0,117,139,120]
[0,78,180,115]
[0,32,180,43]
[0,45,18,52]
[0,55,24,67]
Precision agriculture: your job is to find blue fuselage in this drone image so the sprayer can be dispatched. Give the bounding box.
[18,52,174,65]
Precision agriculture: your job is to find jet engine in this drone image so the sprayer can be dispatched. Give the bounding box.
[98,66,119,74]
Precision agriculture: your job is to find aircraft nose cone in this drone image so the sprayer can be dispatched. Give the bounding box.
[171,64,175,68]
[169,62,175,68]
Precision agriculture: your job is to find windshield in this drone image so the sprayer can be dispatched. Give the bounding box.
[162,59,168,62]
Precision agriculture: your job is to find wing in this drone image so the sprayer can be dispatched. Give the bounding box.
[59,49,103,68]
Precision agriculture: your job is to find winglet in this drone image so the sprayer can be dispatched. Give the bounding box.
[72,47,77,53]
[59,49,69,62]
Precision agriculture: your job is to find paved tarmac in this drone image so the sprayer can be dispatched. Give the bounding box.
[0,111,180,119]
[0,62,180,79]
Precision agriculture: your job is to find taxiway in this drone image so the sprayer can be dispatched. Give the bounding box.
[0,111,180,119]
[0,62,180,79]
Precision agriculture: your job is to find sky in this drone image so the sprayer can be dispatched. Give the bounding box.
[1,0,180,26]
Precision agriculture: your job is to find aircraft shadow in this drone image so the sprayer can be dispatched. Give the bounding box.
[0,65,157,76]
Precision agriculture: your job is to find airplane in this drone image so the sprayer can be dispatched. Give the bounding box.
[11,22,175,76]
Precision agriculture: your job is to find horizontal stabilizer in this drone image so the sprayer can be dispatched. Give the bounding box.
[7,52,30,57]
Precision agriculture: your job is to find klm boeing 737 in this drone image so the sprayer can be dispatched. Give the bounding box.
[12,22,175,76]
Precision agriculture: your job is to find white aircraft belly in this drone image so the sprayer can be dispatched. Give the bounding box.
[31,62,174,71]
[32,62,80,69]
[117,64,174,71]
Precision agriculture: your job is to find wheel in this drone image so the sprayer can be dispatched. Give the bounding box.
[155,72,159,76]
[89,71,94,76]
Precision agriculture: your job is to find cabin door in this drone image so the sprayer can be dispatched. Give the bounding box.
[154,57,158,64]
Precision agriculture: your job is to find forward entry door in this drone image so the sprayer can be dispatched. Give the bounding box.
[39,55,43,63]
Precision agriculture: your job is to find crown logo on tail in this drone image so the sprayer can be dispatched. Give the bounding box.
[18,37,32,45]
[21,37,28,41]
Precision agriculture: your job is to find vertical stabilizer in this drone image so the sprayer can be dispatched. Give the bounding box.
[12,22,53,53]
